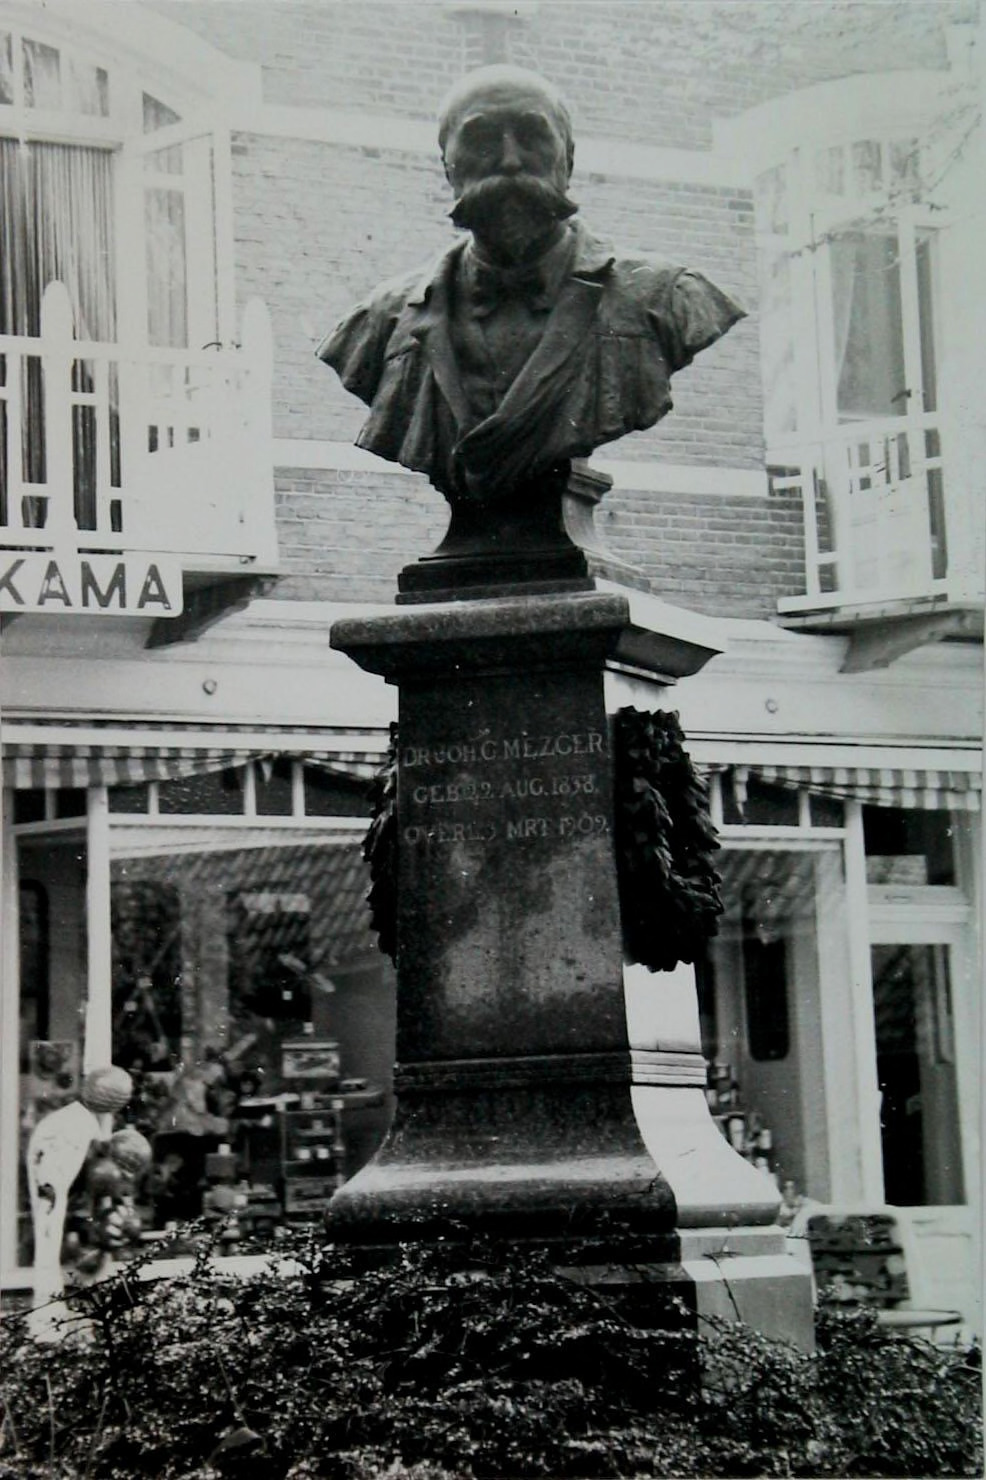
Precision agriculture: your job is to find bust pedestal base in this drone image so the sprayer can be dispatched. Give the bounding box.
[328,590,813,1349]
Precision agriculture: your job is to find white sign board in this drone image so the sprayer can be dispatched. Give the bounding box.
[0,553,183,616]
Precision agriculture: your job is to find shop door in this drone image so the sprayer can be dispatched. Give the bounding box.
[867,900,979,1329]
[870,942,962,1207]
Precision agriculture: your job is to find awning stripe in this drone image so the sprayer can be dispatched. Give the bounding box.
[2,739,387,790]
[743,764,981,812]
[4,745,267,790]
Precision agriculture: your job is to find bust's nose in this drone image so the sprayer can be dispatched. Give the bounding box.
[498,128,523,174]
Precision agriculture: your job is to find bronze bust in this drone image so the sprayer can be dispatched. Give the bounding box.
[319,66,745,595]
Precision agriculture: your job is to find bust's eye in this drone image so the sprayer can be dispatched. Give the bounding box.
[514,115,552,150]
[459,119,499,155]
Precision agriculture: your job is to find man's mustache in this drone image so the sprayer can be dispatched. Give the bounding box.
[450,174,579,231]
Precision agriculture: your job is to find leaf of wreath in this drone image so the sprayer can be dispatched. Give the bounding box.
[613,707,723,973]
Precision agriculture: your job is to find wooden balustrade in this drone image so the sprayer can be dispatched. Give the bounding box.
[771,411,968,613]
[0,283,275,567]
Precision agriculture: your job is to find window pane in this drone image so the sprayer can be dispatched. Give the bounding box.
[0,32,13,104]
[66,58,109,117]
[111,880,183,1070]
[871,944,963,1205]
[13,789,46,824]
[863,806,955,885]
[157,767,244,815]
[706,847,840,1199]
[109,783,150,814]
[809,793,844,829]
[23,38,61,110]
[744,933,789,1061]
[255,757,295,816]
[106,837,388,1233]
[143,92,182,133]
[814,145,845,196]
[145,187,188,347]
[755,163,789,232]
[889,139,919,190]
[831,232,906,420]
[758,247,797,438]
[916,233,938,413]
[55,789,86,818]
[304,765,372,818]
[851,139,882,194]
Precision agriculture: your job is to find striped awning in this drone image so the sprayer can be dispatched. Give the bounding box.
[3,743,268,790]
[302,750,384,782]
[2,722,389,790]
[736,764,981,812]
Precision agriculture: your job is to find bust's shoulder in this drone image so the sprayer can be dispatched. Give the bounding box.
[606,251,691,304]
[355,239,466,321]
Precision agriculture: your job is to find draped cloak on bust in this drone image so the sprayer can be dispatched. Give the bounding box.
[318,221,745,505]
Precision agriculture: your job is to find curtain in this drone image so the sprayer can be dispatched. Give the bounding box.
[830,231,906,422]
[0,139,115,525]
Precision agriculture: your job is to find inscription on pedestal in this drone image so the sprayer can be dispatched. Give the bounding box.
[400,727,609,847]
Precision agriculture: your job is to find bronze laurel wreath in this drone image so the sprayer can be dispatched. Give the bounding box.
[363,723,399,963]
[612,706,722,972]
[363,711,722,972]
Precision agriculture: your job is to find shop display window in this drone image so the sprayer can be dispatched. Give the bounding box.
[254,757,295,816]
[157,767,245,815]
[864,805,955,885]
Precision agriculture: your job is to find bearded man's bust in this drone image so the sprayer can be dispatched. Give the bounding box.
[319,66,745,596]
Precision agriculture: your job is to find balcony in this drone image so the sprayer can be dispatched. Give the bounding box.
[771,414,984,668]
[1,283,278,632]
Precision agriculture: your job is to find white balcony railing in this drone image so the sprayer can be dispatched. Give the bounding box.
[0,282,277,568]
[772,412,983,615]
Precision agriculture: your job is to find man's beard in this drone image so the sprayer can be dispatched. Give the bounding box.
[450,175,578,264]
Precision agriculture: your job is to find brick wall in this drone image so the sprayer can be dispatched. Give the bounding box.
[156,0,971,147]
[274,466,447,602]
[597,481,805,618]
[273,463,804,618]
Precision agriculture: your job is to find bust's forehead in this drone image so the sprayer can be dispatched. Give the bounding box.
[439,67,571,147]
[452,80,559,121]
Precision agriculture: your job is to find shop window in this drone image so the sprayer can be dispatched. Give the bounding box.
[863,806,955,885]
[871,942,963,1205]
[18,880,50,1062]
[109,782,150,813]
[255,757,296,816]
[227,886,313,1034]
[158,766,245,815]
[304,765,372,818]
[722,775,800,827]
[743,929,790,1062]
[55,788,86,818]
[111,879,182,1071]
[13,788,46,824]
[808,793,844,829]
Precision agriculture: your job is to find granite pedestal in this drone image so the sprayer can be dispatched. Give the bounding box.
[329,590,813,1347]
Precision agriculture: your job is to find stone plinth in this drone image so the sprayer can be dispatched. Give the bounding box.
[328,591,813,1346]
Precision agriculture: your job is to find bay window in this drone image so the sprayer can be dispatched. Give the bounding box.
[754,129,955,605]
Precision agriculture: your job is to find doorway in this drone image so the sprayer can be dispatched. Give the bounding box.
[871,942,963,1207]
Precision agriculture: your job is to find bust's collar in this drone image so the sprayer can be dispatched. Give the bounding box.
[406,218,615,309]
[569,220,616,278]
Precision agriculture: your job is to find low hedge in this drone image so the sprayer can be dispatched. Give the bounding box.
[0,1227,980,1479]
